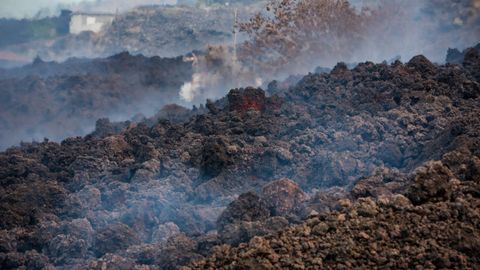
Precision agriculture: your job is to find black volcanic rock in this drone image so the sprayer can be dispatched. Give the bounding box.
[217,192,270,231]
[261,178,306,217]
[463,47,480,81]
[407,54,437,74]
[446,43,480,64]
[1,49,480,269]
[227,87,267,112]
[200,136,234,179]
[407,161,455,205]
[93,223,140,257]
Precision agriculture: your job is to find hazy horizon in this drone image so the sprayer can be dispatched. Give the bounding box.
[0,0,177,19]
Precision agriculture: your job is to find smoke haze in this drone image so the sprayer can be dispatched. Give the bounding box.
[351,0,480,64]
[0,0,176,18]
[175,0,479,106]
[0,0,93,18]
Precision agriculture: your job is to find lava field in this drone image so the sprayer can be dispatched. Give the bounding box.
[0,44,479,269]
[0,52,193,150]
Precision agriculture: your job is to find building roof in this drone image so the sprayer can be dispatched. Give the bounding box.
[71,12,115,17]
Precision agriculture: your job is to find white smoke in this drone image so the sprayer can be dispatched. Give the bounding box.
[180,73,203,102]
[179,46,263,105]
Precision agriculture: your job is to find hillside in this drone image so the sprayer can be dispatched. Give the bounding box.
[0,5,261,65]
[0,52,193,149]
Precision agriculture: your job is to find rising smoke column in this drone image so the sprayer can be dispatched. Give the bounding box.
[180,46,262,105]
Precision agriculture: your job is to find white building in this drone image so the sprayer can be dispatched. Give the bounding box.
[69,13,115,34]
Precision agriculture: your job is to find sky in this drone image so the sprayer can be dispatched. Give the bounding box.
[0,0,177,18]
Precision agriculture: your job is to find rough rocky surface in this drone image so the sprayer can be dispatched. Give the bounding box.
[188,172,480,269]
[1,46,480,269]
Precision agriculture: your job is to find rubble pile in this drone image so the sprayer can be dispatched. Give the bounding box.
[188,164,480,269]
[0,45,479,269]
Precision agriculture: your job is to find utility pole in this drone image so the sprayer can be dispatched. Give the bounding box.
[233,8,238,63]
[232,8,239,87]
